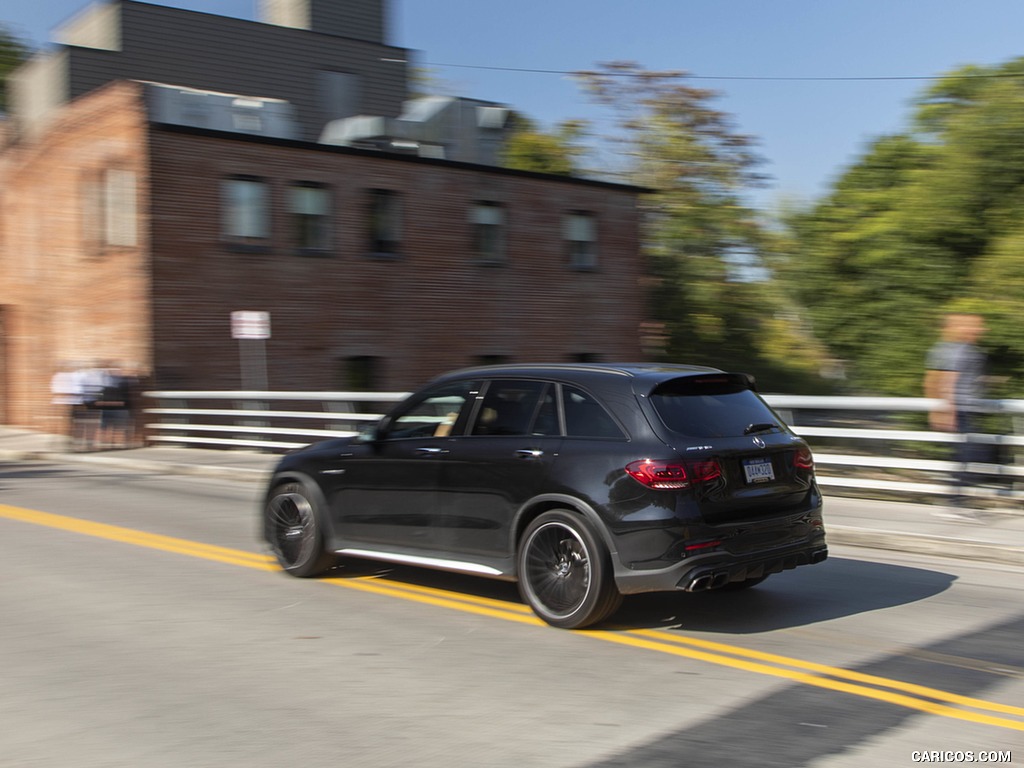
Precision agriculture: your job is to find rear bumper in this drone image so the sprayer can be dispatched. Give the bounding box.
[675,545,828,591]
[612,537,828,595]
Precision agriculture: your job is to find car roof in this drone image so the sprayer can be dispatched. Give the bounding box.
[432,362,729,392]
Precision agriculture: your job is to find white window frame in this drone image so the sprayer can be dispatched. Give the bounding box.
[472,202,505,263]
[289,183,331,252]
[564,212,597,269]
[223,177,269,241]
[368,189,401,255]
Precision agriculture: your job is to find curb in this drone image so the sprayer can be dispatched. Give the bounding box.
[0,449,271,483]
[826,524,1024,568]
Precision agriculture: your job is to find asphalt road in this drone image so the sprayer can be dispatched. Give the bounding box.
[1,459,1022,767]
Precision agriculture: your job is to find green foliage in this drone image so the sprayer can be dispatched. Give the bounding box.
[782,57,1024,397]
[499,113,588,176]
[575,62,834,392]
[0,25,32,112]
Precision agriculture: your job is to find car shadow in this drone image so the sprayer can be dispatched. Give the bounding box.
[320,555,957,634]
[608,556,957,633]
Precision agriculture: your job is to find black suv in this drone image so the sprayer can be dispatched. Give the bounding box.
[263,363,826,628]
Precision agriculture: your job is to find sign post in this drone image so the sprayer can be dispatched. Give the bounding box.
[231,311,271,449]
[231,311,270,391]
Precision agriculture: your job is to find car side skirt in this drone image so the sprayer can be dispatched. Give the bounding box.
[332,546,513,579]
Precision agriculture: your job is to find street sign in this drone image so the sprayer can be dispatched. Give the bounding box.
[231,311,271,340]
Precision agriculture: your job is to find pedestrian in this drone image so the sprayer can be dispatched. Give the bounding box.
[924,312,990,520]
[72,363,107,451]
[93,364,125,449]
[49,362,83,444]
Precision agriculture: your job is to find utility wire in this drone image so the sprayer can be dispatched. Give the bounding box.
[420,60,1024,82]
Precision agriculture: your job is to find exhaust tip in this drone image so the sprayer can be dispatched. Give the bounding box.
[685,571,732,592]
[687,574,713,592]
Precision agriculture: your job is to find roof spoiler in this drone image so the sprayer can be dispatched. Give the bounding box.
[650,372,757,396]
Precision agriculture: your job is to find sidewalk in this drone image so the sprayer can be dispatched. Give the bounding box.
[2,427,1023,567]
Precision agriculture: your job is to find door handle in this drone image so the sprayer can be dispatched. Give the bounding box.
[416,446,448,456]
[515,449,544,459]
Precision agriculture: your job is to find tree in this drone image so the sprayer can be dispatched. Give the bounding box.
[574,62,832,392]
[499,113,588,176]
[0,25,32,113]
[783,58,1024,397]
[781,135,948,395]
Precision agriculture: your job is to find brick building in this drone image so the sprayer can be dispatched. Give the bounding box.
[0,0,646,430]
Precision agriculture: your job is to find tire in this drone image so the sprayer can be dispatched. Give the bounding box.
[264,481,336,577]
[718,575,769,591]
[517,509,622,629]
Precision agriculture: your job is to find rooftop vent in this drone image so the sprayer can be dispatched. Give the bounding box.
[319,96,510,165]
[143,82,298,140]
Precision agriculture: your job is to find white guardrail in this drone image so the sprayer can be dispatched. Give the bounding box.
[143,391,1024,503]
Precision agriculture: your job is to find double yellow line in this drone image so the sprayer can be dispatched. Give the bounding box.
[3,503,1023,732]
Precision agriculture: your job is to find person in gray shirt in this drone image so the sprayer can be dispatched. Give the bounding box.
[924,313,988,518]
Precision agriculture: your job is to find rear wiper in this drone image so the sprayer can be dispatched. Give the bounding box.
[744,422,778,435]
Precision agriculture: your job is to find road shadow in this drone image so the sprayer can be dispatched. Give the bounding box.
[319,554,956,634]
[609,556,957,633]
[0,463,82,485]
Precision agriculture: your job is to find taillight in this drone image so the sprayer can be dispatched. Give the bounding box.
[626,460,688,489]
[794,446,814,470]
[625,458,722,490]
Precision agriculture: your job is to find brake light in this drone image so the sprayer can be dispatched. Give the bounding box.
[626,460,688,489]
[625,458,722,490]
[794,446,814,470]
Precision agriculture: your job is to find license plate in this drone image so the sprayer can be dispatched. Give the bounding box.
[743,457,775,484]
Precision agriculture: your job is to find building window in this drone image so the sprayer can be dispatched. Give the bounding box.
[223,177,269,245]
[476,354,508,367]
[81,168,137,254]
[290,183,331,254]
[367,189,401,256]
[564,211,597,270]
[343,356,380,391]
[471,202,505,263]
[105,169,137,247]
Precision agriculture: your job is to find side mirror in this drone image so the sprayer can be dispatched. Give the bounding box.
[356,416,388,443]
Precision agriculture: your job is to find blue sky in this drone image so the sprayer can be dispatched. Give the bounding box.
[7,0,1024,209]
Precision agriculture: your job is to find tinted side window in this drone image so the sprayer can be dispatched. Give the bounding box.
[532,387,560,436]
[650,375,779,437]
[471,380,548,436]
[562,385,624,439]
[388,381,477,439]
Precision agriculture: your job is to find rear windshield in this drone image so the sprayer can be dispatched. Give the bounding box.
[649,375,780,438]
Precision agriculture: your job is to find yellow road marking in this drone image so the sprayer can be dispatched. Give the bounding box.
[0,504,277,571]
[580,631,1024,731]
[627,628,1024,718]
[2,503,1022,731]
